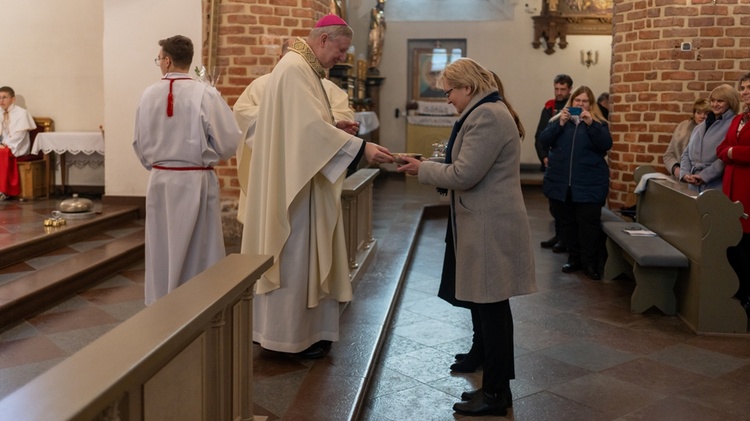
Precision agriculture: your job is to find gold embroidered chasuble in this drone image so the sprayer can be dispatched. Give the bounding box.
[241,38,355,308]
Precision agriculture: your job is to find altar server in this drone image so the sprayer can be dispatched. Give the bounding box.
[0,86,36,200]
[133,35,241,305]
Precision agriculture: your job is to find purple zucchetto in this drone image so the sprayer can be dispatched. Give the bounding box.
[315,14,348,28]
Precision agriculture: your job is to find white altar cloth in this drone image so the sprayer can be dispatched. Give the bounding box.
[355,111,380,135]
[32,132,104,156]
[31,131,104,190]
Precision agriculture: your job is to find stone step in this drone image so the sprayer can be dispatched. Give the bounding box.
[0,206,144,329]
[0,206,140,270]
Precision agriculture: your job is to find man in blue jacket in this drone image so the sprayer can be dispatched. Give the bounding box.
[534,74,573,253]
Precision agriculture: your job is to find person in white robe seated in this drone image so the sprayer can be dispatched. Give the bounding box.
[241,15,393,359]
[233,38,354,223]
[0,86,36,200]
[133,35,241,305]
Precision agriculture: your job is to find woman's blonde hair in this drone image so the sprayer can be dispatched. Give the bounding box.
[438,58,525,140]
[709,84,741,114]
[438,58,495,96]
[692,98,710,114]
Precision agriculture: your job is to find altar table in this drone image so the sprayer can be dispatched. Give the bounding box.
[32,131,105,194]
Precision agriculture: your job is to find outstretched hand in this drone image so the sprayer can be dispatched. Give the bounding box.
[364,143,394,164]
[395,156,422,176]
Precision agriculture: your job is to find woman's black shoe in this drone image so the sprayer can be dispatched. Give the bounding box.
[453,391,508,417]
[562,262,581,273]
[540,236,558,248]
[552,241,567,253]
[583,266,601,280]
[454,353,467,361]
[450,350,483,373]
[450,357,482,373]
[461,387,513,407]
[461,388,482,401]
[740,296,750,316]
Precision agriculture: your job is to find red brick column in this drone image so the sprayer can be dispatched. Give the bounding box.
[609,0,750,206]
[201,0,331,200]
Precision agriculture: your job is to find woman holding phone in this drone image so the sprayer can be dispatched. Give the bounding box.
[538,85,612,280]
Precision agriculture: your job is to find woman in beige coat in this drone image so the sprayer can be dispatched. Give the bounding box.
[397,58,537,417]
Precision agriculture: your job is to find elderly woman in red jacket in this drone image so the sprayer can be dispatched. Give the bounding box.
[716,72,750,316]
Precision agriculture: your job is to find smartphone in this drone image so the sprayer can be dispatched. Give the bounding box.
[569,107,582,116]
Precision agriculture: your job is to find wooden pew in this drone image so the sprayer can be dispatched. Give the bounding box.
[626,165,747,334]
[603,220,688,314]
[0,253,273,421]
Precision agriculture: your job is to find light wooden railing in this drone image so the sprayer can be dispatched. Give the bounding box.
[0,253,273,421]
[341,168,379,283]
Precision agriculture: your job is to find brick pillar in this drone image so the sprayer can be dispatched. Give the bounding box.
[609,0,750,207]
[202,0,331,202]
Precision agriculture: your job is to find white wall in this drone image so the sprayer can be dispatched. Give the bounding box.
[3,0,201,194]
[346,0,612,165]
[0,0,104,131]
[103,0,203,196]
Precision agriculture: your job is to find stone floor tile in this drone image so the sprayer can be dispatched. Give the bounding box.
[549,372,665,417]
[539,338,639,372]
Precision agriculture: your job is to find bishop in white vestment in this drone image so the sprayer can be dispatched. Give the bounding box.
[233,65,354,224]
[241,17,392,357]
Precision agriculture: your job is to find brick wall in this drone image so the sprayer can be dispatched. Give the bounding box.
[204,0,331,201]
[609,0,750,206]
[206,0,750,206]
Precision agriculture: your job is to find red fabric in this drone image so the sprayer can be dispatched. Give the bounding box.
[167,91,174,117]
[162,77,191,117]
[152,165,213,171]
[717,114,750,232]
[544,99,556,112]
[15,152,42,163]
[0,147,20,196]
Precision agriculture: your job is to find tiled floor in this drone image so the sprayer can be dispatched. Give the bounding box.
[2,177,750,420]
[0,197,147,399]
[361,184,750,421]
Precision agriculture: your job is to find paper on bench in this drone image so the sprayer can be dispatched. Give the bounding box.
[622,228,657,236]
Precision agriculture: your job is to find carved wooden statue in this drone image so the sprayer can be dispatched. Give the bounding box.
[367,0,386,73]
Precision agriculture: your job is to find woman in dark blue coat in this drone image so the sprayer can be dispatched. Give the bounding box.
[539,85,612,280]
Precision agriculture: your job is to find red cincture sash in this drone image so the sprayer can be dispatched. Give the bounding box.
[152,165,213,171]
[161,77,191,117]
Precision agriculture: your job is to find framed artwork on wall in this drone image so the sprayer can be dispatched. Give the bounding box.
[532,0,612,53]
[546,0,612,35]
[408,39,467,102]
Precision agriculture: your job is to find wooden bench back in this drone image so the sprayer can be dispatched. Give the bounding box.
[634,165,747,333]
[17,116,54,161]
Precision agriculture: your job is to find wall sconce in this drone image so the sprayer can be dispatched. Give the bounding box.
[581,50,599,68]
